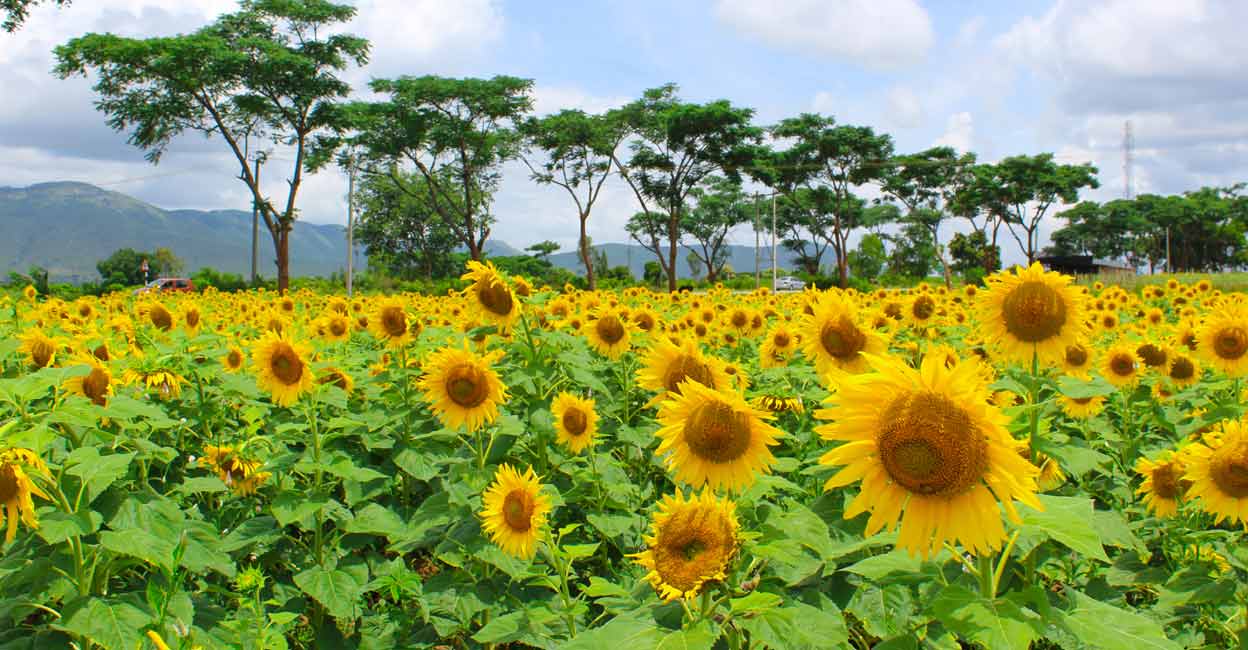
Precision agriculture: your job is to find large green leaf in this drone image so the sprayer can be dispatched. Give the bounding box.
[1058,590,1181,650]
[36,509,102,544]
[1017,495,1109,562]
[99,528,176,573]
[740,599,850,650]
[55,596,151,650]
[927,585,1040,650]
[64,448,134,504]
[562,615,665,650]
[294,565,365,621]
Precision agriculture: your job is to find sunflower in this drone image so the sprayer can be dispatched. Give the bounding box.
[752,394,804,414]
[251,331,316,407]
[654,379,783,491]
[480,464,550,559]
[463,260,521,331]
[1059,394,1106,419]
[17,329,59,369]
[1061,343,1095,378]
[221,345,246,373]
[799,292,886,375]
[632,489,739,601]
[636,336,731,402]
[317,366,355,394]
[62,354,113,406]
[551,392,599,454]
[1135,451,1187,518]
[1101,343,1141,388]
[0,447,51,543]
[1197,303,1248,377]
[1135,342,1170,372]
[180,304,203,337]
[1184,418,1248,525]
[22,285,36,301]
[201,445,271,496]
[370,298,416,348]
[585,308,631,360]
[122,367,186,400]
[632,308,660,333]
[817,352,1042,558]
[321,313,353,344]
[417,345,508,432]
[1167,353,1202,389]
[974,262,1087,365]
[146,302,175,332]
[759,324,798,369]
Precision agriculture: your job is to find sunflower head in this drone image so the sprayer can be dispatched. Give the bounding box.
[462,261,521,330]
[1135,451,1187,518]
[0,447,51,543]
[18,329,59,369]
[551,392,599,454]
[251,331,315,407]
[586,308,631,360]
[655,379,783,491]
[632,489,740,601]
[417,345,508,432]
[201,445,270,496]
[1101,343,1141,388]
[480,464,550,559]
[1185,419,1248,524]
[1197,304,1248,377]
[369,298,417,348]
[222,345,246,373]
[147,303,175,332]
[800,292,884,375]
[636,336,731,402]
[63,355,113,406]
[975,262,1087,365]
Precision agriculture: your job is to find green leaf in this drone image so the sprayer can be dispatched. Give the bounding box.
[562,615,664,650]
[221,515,282,553]
[1017,495,1109,562]
[99,528,176,573]
[730,591,782,614]
[740,599,850,650]
[656,620,719,650]
[271,491,328,526]
[927,585,1039,650]
[294,565,364,621]
[393,447,441,481]
[843,549,944,581]
[36,509,102,544]
[55,596,151,650]
[175,476,228,494]
[1057,375,1118,399]
[64,448,134,504]
[345,503,408,541]
[1059,590,1181,650]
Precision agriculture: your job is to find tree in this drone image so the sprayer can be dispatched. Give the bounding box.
[343,75,533,261]
[627,210,671,287]
[2,0,68,32]
[643,261,663,288]
[686,250,704,280]
[948,230,999,280]
[769,188,835,275]
[522,110,626,289]
[526,240,560,259]
[354,170,459,280]
[682,176,749,283]
[881,147,975,287]
[613,84,761,291]
[974,154,1099,264]
[152,247,185,277]
[885,221,937,279]
[97,248,150,286]
[55,0,370,292]
[847,233,886,282]
[760,114,894,288]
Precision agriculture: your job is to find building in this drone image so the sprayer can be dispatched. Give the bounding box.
[1036,255,1136,276]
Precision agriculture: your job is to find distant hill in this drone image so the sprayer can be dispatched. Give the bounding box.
[0,182,350,282]
[546,242,807,280]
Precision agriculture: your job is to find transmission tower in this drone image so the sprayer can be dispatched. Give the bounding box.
[1122,120,1134,199]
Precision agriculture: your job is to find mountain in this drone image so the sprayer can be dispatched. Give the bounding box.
[546,242,808,280]
[0,182,350,282]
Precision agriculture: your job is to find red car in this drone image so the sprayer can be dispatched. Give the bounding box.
[133,277,195,295]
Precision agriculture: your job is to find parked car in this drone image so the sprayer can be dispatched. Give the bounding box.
[774,275,805,291]
[133,277,195,295]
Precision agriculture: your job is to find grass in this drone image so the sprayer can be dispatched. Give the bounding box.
[1074,271,1248,293]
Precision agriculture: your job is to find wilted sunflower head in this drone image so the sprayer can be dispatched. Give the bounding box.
[18,329,59,369]
[633,490,740,602]
[146,303,174,332]
[63,355,113,407]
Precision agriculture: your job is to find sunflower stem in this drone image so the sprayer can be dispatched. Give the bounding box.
[992,530,1021,595]
[1028,348,1040,464]
[976,553,996,599]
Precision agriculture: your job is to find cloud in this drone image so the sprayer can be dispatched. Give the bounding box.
[531,86,631,116]
[885,86,923,129]
[713,0,933,69]
[348,0,504,79]
[934,112,974,153]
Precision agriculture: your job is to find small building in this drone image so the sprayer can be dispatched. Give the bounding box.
[1036,255,1136,276]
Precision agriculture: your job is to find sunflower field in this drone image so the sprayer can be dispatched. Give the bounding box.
[1,262,1247,650]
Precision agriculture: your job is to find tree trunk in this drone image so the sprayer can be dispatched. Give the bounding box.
[667,211,679,292]
[580,217,595,290]
[836,236,849,288]
[275,226,291,293]
[467,237,482,261]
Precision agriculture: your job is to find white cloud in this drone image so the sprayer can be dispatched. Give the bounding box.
[954,15,986,48]
[713,0,933,69]
[885,86,923,129]
[349,0,504,78]
[933,112,974,153]
[531,86,631,116]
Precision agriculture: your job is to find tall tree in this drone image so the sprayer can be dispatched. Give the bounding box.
[762,114,894,287]
[2,0,68,32]
[526,240,560,259]
[770,188,835,275]
[354,170,459,280]
[612,84,761,292]
[881,147,975,287]
[885,221,937,279]
[975,154,1099,264]
[343,75,533,261]
[681,176,750,283]
[626,210,671,287]
[521,110,626,289]
[55,0,369,292]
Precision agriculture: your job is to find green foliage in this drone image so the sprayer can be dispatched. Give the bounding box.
[96,247,184,286]
[354,170,460,281]
[884,222,936,279]
[1,0,69,32]
[848,233,887,282]
[949,230,1000,277]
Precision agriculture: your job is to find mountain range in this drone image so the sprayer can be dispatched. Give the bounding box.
[0,182,803,283]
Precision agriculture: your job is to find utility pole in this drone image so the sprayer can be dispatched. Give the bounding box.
[345,158,356,298]
[754,193,761,289]
[250,157,261,285]
[771,193,778,291]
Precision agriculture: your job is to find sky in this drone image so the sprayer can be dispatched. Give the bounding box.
[3,0,1247,265]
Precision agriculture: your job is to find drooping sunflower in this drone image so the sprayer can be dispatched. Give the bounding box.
[201,445,271,496]
[817,352,1043,558]
[62,354,113,406]
[17,329,59,369]
[317,366,355,394]
[1184,418,1248,525]
[251,331,316,407]
[417,345,508,432]
[0,447,51,543]
[369,298,416,348]
[799,292,886,375]
[1059,394,1107,419]
[1135,342,1170,372]
[654,379,783,491]
[1061,343,1095,378]
[585,308,631,360]
[180,304,204,337]
[636,336,731,402]
[974,262,1087,365]
[1196,303,1248,377]
[1101,343,1141,388]
[632,489,740,601]
[463,260,521,331]
[1135,450,1187,518]
[551,392,599,454]
[752,394,804,414]
[146,302,175,332]
[479,464,550,559]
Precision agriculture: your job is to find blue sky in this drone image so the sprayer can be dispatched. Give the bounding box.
[2,0,1245,266]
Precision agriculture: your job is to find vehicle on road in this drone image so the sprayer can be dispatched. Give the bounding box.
[774,275,805,291]
[133,277,195,295]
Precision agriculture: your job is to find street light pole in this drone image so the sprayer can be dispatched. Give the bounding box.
[754,193,761,289]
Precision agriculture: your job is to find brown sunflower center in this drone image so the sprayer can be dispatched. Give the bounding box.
[562,408,589,437]
[595,315,626,345]
[0,464,19,503]
[1181,332,1198,350]
[82,367,110,406]
[1064,344,1088,367]
[1109,353,1136,377]
[1151,463,1183,499]
[912,296,936,320]
[1170,357,1196,381]
[773,332,792,348]
[1213,326,1248,361]
[319,371,351,391]
[93,344,110,362]
[149,306,173,331]
[820,316,867,360]
[683,401,753,464]
[1136,343,1167,367]
[477,279,515,317]
[652,508,735,592]
[226,350,243,368]
[185,309,200,328]
[446,364,489,408]
[663,354,714,393]
[731,311,749,328]
[1209,442,1248,498]
[30,341,54,368]
[1071,396,1095,405]
[634,313,655,331]
[502,489,534,532]
[329,318,348,337]
[877,391,987,497]
[1001,280,1067,343]
[380,306,408,338]
[268,344,304,386]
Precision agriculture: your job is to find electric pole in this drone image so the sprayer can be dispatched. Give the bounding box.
[345,158,356,298]
[771,193,778,291]
[754,193,761,289]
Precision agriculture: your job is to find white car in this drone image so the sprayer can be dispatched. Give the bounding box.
[774,276,805,291]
